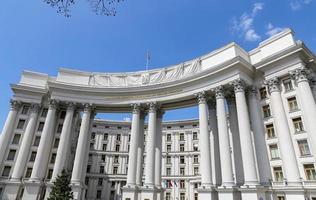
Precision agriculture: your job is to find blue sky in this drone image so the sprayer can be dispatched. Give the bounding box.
[0,0,315,128]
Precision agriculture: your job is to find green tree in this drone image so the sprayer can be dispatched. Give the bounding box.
[47,169,74,200]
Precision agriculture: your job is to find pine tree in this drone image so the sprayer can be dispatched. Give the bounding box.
[48,169,74,200]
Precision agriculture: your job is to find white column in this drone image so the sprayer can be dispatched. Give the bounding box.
[196,92,213,187]
[154,109,164,187]
[232,79,259,186]
[215,86,235,187]
[11,104,41,181]
[136,113,145,186]
[248,87,272,185]
[144,102,157,187]
[126,104,141,187]
[0,100,20,166]
[31,99,58,181]
[208,100,221,186]
[51,102,75,180]
[291,68,316,157]
[266,78,301,185]
[71,103,92,184]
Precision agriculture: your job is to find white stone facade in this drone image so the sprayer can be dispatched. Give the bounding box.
[0,29,316,200]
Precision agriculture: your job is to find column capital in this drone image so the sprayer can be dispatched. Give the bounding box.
[248,86,258,97]
[290,68,311,83]
[195,91,207,104]
[83,103,93,113]
[265,77,280,93]
[230,79,246,93]
[131,103,141,114]
[66,102,76,111]
[9,99,21,111]
[30,103,41,113]
[214,86,225,99]
[147,102,159,113]
[48,99,59,110]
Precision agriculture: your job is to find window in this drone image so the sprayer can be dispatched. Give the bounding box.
[298,140,311,156]
[128,135,131,142]
[110,191,115,200]
[266,124,275,138]
[260,87,267,99]
[180,180,185,189]
[180,144,185,152]
[167,126,172,129]
[2,166,11,177]
[167,134,171,141]
[304,164,316,180]
[57,124,63,133]
[114,156,119,163]
[273,167,284,181]
[166,156,171,164]
[11,134,21,145]
[91,132,96,140]
[103,133,108,140]
[180,193,185,200]
[167,145,171,152]
[179,133,184,141]
[100,166,104,173]
[288,97,298,111]
[116,134,121,141]
[180,167,185,175]
[17,119,25,129]
[262,105,271,118]
[193,132,198,140]
[166,193,171,200]
[60,111,66,119]
[193,155,199,163]
[113,167,118,174]
[293,117,304,132]
[50,153,56,163]
[117,126,122,129]
[101,155,106,162]
[194,167,199,175]
[47,169,53,179]
[194,193,198,200]
[180,156,185,164]
[269,144,280,159]
[38,122,45,132]
[96,190,102,199]
[193,144,198,151]
[115,145,120,152]
[90,143,94,150]
[277,196,285,200]
[21,105,30,115]
[87,165,91,173]
[25,168,32,178]
[7,150,16,161]
[41,108,48,117]
[98,178,103,186]
[180,125,184,129]
[85,177,89,185]
[102,144,107,151]
[166,168,171,176]
[33,136,41,146]
[283,78,293,92]
[29,151,37,162]
[54,138,59,148]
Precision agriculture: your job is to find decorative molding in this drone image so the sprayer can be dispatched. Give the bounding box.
[289,68,311,84]
[48,99,58,110]
[30,103,41,113]
[10,99,21,111]
[195,91,207,104]
[131,103,141,114]
[66,102,76,111]
[147,102,159,113]
[214,86,225,99]
[231,79,245,93]
[248,86,258,97]
[265,78,280,93]
[83,103,93,113]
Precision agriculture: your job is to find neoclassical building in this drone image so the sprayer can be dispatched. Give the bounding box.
[0,29,316,200]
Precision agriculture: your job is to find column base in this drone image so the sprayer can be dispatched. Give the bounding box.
[140,185,157,200]
[155,186,164,200]
[23,180,45,199]
[122,185,140,200]
[71,182,85,200]
[217,186,241,200]
[2,180,22,200]
[239,185,267,200]
[197,185,217,200]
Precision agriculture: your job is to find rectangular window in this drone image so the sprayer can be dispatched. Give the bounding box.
[100,166,104,173]
[29,151,37,162]
[98,178,103,186]
[96,190,102,198]
[166,156,171,164]
[166,168,171,176]
[7,150,16,161]
[277,196,285,200]
[260,87,267,99]
[283,78,293,92]
[103,144,107,151]
[37,122,45,132]
[262,105,271,118]
[87,165,91,173]
[166,193,171,200]
[167,144,171,152]
[298,140,311,156]
[33,136,41,146]
[288,97,298,111]
[47,169,53,179]
[25,168,32,178]
[194,193,198,200]
[50,153,56,163]
[273,167,284,181]
[54,138,59,148]
[179,133,185,141]
[193,144,198,151]
[90,143,94,150]
[193,132,198,140]
[12,134,21,145]
[21,105,30,115]
[269,144,280,159]
[180,156,185,164]
[115,145,120,152]
[266,124,275,138]
[101,155,106,162]
[304,164,316,180]
[116,134,121,141]
[180,180,185,189]
[194,167,199,175]
[180,144,185,152]
[193,155,199,163]
[2,166,11,177]
[57,124,63,133]
[293,117,304,132]
[180,167,185,175]
[114,156,119,163]
[167,134,171,141]
[60,111,66,119]
[113,167,118,174]
[85,177,89,185]
[180,193,185,200]
[91,132,96,140]
[103,133,108,140]
[17,119,25,130]
[41,108,48,117]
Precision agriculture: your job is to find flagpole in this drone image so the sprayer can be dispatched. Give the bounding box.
[146,50,150,71]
